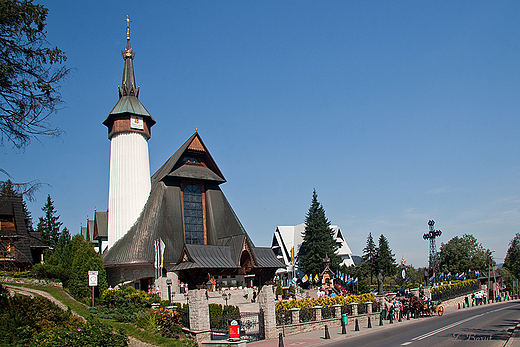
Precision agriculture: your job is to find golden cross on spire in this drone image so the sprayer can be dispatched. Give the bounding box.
[125,15,132,40]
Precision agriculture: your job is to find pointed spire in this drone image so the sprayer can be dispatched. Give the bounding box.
[119,16,139,98]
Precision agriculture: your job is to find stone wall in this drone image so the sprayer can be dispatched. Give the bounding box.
[276,312,380,336]
[0,277,63,287]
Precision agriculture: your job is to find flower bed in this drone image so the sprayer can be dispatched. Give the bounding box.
[431,279,479,301]
[275,293,375,312]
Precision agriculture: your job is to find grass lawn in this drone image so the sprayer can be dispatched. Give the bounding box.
[1,281,194,347]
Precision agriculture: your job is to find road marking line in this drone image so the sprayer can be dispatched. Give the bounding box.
[401,342,413,345]
[411,305,511,341]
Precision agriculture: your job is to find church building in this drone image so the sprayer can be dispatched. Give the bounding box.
[101,20,283,293]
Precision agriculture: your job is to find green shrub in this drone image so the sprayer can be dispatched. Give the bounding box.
[0,284,127,346]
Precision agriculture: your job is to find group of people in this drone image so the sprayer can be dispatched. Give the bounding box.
[316,287,336,298]
[179,282,188,293]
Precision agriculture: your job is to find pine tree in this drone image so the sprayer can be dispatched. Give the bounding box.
[503,233,520,279]
[375,234,397,282]
[362,232,377,284]
[299,189,340,276]
[36,195,62,248]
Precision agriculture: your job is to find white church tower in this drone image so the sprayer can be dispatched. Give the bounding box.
[103,17,155,250]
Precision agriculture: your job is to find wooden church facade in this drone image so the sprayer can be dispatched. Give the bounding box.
[102,22,282,292]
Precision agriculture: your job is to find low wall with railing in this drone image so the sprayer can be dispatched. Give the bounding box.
[275,302,380,336]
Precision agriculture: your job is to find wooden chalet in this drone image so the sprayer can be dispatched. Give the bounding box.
[0,196,49,271]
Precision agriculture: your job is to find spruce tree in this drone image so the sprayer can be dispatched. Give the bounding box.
[299,189,340,276]
[375,234,397,282]
[362,232,377,284]
[36,194,62,248]
[505,233,520,279]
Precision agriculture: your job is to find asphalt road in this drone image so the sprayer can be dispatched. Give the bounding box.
[325,300,520,347]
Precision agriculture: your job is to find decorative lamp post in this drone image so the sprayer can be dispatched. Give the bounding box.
[423,220,442,280]
[166,278,172,305]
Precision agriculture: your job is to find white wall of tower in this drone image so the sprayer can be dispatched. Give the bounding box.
[107,131,151,250]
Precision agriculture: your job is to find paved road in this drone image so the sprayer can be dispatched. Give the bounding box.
[324,300,520,347]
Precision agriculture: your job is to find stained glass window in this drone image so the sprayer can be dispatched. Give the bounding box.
[183,184,204,244]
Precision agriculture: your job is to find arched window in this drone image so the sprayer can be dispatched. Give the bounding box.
[183,184,204,244]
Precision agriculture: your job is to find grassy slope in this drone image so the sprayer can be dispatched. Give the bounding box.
[1,282,194,347]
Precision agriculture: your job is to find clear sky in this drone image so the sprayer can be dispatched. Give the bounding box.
[3,1,520,268]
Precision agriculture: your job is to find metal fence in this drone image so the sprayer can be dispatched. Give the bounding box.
[239,312,260,341]
[276,310,292,326]
[322,306,335,319]
[299,307,315,323]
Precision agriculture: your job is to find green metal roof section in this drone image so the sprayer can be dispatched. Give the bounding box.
[102,29,156,126]
[108,95,152,117]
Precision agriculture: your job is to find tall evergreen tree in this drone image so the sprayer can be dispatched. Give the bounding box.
[375,234,397,282]
[504,233,520,279]
[362,232,377,284]
[36,194,62,248]
[299,189,340,276]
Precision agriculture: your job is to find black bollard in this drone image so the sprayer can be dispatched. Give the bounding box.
[458,303,460,309]
[389,311,393,324]
[379,313,384,326]
[398,311,402,322]
[324,325,330,339]
[341,320,347,334]
[279,333,284,347]
[367,316,372,328]
[407,311,410,320]
[355,318,360,331]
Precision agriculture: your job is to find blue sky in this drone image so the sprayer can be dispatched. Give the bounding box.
[3,1,520,268]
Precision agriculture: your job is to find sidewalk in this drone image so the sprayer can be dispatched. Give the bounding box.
[248,301,520,347]
[249,310,440,347]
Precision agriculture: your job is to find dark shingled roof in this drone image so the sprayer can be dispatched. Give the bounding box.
[170,244,239,270]
[151,132,225,188]
[94,211,108,240]
[103,133,283,273]
[0,196,49,264]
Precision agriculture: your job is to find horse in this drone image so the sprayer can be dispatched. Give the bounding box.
[409,296,431,317]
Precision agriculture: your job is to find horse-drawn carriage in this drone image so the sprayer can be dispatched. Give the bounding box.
[409,296,443,317]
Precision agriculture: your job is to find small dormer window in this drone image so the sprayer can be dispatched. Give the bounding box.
[183,157,200,163]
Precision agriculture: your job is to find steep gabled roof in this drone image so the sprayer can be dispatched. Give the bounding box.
[151,132,225,187]
[170,244,240,271]
[94,211,108,240]
[0,196,49,263]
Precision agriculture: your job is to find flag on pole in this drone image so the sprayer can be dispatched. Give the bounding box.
[446,272,451,279]
[429,275,435,283]
[153,240,158,269]
[314,274,319,282]
[354,277,358,285]
[160,238,165,268]
[303,274,309,283]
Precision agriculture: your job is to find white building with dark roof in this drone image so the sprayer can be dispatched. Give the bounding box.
[271,222,355,280]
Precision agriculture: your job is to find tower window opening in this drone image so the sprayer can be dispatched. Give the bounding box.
[183,157,200,163]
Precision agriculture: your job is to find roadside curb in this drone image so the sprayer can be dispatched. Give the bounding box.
[503,323,520,347]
